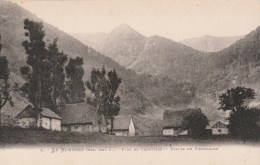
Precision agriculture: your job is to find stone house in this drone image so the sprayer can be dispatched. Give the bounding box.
[16,105,62,131]
[60,103,108,133]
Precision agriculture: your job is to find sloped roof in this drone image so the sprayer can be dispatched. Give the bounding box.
[16,105,36,119]
[59,103,96,125]
[206,120,228,129]
[163,109,200,128]
[16,105,62,119]
[109,115,163,135]
[41,107,62,119]
[211,121,228,128]
[112,115,132,130]
[132,115,163,136]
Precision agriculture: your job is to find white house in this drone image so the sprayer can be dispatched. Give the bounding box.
[15,105,62,131]
[162,109,201,136]
[110,115,136,136]
[60,103,107,133]
[211,121,228,135]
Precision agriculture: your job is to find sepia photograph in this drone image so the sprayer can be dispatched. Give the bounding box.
[0,0,260,164]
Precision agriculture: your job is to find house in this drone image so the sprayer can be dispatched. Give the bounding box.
[59,103,108,133]
[109,115,135,136]
[15,105,62,131]
[210,121,229,135]
[162,109,201,136]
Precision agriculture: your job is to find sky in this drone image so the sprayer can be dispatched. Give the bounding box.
[13,0,260,41]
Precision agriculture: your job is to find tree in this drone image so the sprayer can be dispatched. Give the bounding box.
[46,38,68,111]
[227,107,260,139]
[218,87,255,112]
[21,22,68,113]
[86,67,121,133]
[65,57,85,103]
[0,36,14,112]
[218,87,259,139]
[21,18,47,127]
[0,36,18,127]
[185,109,209,138]
[21,18,46,107]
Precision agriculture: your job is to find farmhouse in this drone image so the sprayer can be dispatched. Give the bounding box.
[110,115,136,136]
[59,103,108,133]
[211,121,228,135]
[162,109,200,136]
[16,105,62,131]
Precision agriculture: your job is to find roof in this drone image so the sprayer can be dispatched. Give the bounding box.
[16,105,36,119]
[16,105,62,120]
[109,115,163,135]
[112,115,132,130]
[59,103,96,125]
[206,120,228,129]
[41,107,62,119]
[132,115,163,136]
[163,109,200,128]
[211,121,228,128]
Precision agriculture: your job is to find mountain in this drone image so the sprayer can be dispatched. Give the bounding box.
[129,35,207,83]
[73,25,208,84]
[73,23,260,119]
[196,27,260,101]
[76,24,147,68]
[0,1,198,119]
[180,35,243,52]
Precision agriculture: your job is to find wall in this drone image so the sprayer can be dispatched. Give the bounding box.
[67,124,93,133]
[114,130,128,136]
[51,118,61,131]
[128,117,136,136]
[40,117,51,130]
[178,130,189,136]
[17,118,36,128]
[163,128,176,136]
[212,128,229,135]
[61,126,69,132]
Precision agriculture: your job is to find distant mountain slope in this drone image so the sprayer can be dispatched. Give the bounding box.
[130,35,207,83]
[0,1,197,118]
[180,35,243,52]
[196,27,260,102]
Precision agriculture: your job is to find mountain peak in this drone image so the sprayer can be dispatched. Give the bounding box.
[110,23,143,37]
[115,23,133,30]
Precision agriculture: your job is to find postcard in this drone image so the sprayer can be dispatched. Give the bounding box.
[0,0,260,164]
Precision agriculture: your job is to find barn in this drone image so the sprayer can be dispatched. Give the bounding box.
[59,103,108,133]
[109,115,135,136]
[16,105,62,131]
[211,121,228,135]
[162,109,201,136]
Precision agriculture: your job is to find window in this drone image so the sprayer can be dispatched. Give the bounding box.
[218,129,221,133]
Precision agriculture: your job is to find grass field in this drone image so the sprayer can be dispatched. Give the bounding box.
[1,128,260,148]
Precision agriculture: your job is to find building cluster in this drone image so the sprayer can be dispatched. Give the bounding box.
[0,102,236,137]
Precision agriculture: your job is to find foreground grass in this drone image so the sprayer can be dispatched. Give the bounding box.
[1,128,260,147]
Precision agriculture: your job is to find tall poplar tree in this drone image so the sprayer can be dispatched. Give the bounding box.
[21,19,47,127]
